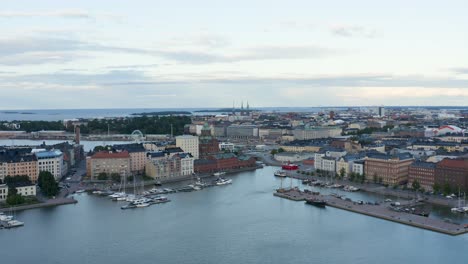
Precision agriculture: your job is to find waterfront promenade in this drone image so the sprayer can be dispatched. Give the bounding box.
[274,188,468,236]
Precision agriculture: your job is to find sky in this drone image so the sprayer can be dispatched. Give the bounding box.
[0,0,467,109]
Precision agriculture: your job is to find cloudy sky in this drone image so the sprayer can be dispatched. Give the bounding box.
[1,0,467,109]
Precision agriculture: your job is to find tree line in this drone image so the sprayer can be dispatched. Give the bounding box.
[1,116,191,135]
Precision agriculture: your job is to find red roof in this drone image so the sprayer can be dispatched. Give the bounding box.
[437,158,468,170]
[92,151,130,159]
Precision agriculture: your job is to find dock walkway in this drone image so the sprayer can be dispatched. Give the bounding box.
[274,188,468,236]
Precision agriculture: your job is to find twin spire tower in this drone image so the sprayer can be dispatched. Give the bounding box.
[232,100,251,116]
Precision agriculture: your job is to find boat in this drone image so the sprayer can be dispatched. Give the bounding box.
[75,189,86,194]
[213,172,226,177]
[343,185,360,192]
[0,214,14,222]
[4,220,24,228]
[135,202,150,208]
[282,162,299,170]
[215,178,233,186]
[154,181,162,186]
[274,170,287,177]
[305,198,326,207]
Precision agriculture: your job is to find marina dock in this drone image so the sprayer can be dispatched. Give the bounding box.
[274,188,468,236]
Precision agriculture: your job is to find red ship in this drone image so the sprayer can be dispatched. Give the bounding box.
[282,162,299,170]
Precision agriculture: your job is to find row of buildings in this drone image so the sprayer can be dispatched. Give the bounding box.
[313,148,468,192]
[85,125,256,182]
[0,142,83,184]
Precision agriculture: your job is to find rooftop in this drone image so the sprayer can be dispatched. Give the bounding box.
[92,151,130,159]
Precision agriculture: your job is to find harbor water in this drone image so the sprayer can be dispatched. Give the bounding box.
[1,166,468,264]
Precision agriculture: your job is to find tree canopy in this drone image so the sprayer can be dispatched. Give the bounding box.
[37,171,59,197]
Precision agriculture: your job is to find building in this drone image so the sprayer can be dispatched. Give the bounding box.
[176,135,199,159]
[435,158,468,192]
[226,125,259,138]
[199,124,220,158]
[145,155,181,181]
[336,155,363,177]
[9,182,36,197]
[293,126,342,140]
[0,184,7,202]
[0,149,39,183]
[219,142,235,152]
[378,106,385,117]
[408,161,436,191]
[86,151,131,180]
[35,150,64,181]
[194,153,256,173]
[364,153,414,185]
[352,160,365,176]
[274,152,314,163]
[114,144,147,174]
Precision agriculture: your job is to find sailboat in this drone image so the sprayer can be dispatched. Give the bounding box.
[451,189,466,214]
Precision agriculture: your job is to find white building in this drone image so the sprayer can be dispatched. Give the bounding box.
[352,160,365,175]
[180,153,194,176]
[293,126,342,140]
[0,184,7,202]
[35,150,64,180]
[12,183,36,197]
[219,142,235,152]
[176,135,199,159]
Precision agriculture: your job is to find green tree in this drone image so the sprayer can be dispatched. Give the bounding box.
[127,176,134,182]
[373,173,378,183]
[6,187,25,206]
[270,149,278,155]
[339,168,346,179]
[97,172,108,181]
[443,182,452,196]
[411,180,421,191]
[349,172,356,182]
[433,183,441,194]
[278,148,285,153]
[37,171,59,197]
[110,173,121,182]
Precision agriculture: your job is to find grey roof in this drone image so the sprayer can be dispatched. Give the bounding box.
[411,161,436,169]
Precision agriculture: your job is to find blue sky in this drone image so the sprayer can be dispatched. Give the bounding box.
[0,0,467,109]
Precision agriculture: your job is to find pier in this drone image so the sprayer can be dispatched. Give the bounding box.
[274,188,468,236]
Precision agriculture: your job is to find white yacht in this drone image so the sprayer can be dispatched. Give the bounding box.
[274,170,287,177]
[216,178,233,186]
[213,172,226,177]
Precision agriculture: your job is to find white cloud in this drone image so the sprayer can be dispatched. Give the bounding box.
[330,25,377,38]
[0,10,91,19]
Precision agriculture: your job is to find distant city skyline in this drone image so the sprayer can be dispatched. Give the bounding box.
[1,0,468,109]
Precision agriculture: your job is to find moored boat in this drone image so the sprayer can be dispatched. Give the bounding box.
[274,170,287,177]
[305,198,327,207]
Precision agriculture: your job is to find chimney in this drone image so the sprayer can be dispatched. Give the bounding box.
[75,126,81,145]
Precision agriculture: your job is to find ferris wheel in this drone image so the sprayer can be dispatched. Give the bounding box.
[131,130,144,142]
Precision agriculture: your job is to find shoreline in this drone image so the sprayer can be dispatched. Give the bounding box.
[0,197,77,213]
[274,189,468,236]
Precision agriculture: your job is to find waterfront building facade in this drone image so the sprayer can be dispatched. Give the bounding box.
[35,150,64,181]
[408,161,436,191]
[114,144,147,174]
[176,135,199,159]
[435,158,468,192]
[0,149,39,183]
[86,151,131,180]
[364,153,414,185]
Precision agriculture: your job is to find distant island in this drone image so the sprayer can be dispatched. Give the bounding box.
[194,108,258,113]
[131,111,192,116]
[2,111,35,114]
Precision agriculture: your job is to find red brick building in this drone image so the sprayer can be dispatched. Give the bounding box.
[199,124,220,158]
[435,158,468,192]
[408,161,436,191]
[364,153,414,185]
[194,153,256,173]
